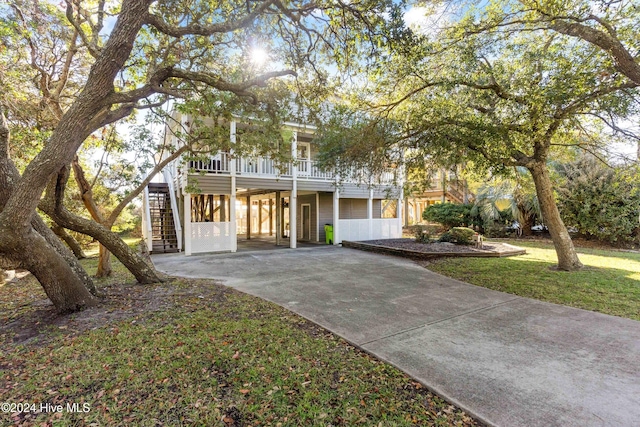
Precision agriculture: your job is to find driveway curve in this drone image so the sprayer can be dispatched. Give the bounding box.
[152,246,640,427]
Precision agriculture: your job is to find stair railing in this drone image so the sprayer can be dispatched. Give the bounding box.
[142,186,153,252]
[162,168,183,252]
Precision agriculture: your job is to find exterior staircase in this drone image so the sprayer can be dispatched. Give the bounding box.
[147,183,179,253]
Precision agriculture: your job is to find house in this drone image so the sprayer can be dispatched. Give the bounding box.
[403,167,472,226]
[142,112,404,255]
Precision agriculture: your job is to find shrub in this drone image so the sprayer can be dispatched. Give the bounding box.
[438,227,475,245]
[556,157,640,244]
[413,225,432,243]
[449,227,476,245]
[422,203,473,230]
[438,231,453,243]
[484,222,513,238]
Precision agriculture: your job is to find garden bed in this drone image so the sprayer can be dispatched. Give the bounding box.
[343,238,526,259]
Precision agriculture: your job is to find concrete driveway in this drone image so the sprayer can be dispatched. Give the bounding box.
[152,246,640,427]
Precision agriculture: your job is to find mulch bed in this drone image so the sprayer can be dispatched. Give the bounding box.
[343,238,526,259]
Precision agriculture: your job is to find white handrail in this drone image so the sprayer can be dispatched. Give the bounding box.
[162,168,183,251]
[142,186,153,253]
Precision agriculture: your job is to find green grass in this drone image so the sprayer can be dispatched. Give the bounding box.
[1,256,477,426]
[426,239,640,320]
[83,236,141,258]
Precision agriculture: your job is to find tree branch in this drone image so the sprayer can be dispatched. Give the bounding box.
[549,19,640,85]
[145,0,277,37]
[106,144,189,226]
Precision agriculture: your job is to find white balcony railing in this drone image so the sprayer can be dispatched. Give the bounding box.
[184,152,395,185]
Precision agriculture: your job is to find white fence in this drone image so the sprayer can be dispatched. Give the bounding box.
[190,222,235,253]
[337,218,402,243]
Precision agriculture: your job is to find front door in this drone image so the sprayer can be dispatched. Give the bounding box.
[302,204,311,241]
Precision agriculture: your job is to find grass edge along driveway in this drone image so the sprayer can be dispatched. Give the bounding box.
[424,239,640,321]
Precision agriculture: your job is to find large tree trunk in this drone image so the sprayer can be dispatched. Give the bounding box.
[71,156,112,277]
[529,162,583,270]
[34,216,97,296]
[41,167,161,284]
[51,223,87,259]
[0,113,97,310]
[45,205,160,283]
[97,245,113,277]
[4,229,97,312]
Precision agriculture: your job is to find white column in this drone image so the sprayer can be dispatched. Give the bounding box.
[184,192,192,256]
[398,191,403,238]
[333,187,340,245]
[275,191,281,246]
[230,120,237,252]
[290,131,298,248]
[368,189,373,240]
[246,196,251,240]
[315,192,320,242]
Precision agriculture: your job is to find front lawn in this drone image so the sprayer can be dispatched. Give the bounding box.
[424,239,640,321]
[1,256,478,426]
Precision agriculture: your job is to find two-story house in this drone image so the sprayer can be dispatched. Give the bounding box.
[142,112,403,255]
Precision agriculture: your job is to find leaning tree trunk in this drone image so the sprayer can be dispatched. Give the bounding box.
[42,167,162,284]
[529,162,583,270]
[97,244,112,276]
[46,206,160,284]
[51,223,87,259]
[3,228,97,312]
[0,113,97,309]
[71,156,112,277]
[35,216,97,296]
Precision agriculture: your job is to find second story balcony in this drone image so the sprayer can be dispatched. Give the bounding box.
[185,151,396,185]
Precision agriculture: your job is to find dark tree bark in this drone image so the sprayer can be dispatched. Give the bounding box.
[34,216,97,296]
[529,162,583,270]
[0,112,97,310]
[71,156,112,276]
[40,167,161,285]
[51,223,87,259]
[548,20,640,86]
[520,214,534,237]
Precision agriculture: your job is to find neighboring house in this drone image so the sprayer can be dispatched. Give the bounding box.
[403,168,471,226]
[142,112,403,255]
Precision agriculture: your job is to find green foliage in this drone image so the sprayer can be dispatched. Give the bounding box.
[483,222,514,238]
[556,156,640,244]
[448,227,476,245]
[428,239,640,320]
[471,173,541,235]
[423,203,473,230]
[413,224,438,243]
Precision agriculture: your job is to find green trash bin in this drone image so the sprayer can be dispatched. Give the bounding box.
[324,224,333,245]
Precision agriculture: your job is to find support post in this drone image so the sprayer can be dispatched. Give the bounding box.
[220,195,226,222]
[333,188,340,245]
[398,191,403,238]
[184,193,192,256]
[269,197,273,236]
[246,196,251,240]
[275,191,281,246]
[316,192,320,242]
[230,120,237,252]
[368,189,373,240]
[290,131,298,248]
[404,198,409,226]
[258,199,262,235]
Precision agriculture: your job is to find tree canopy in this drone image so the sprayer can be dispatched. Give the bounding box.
[315,0,639,270]
[0,0,405,311]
